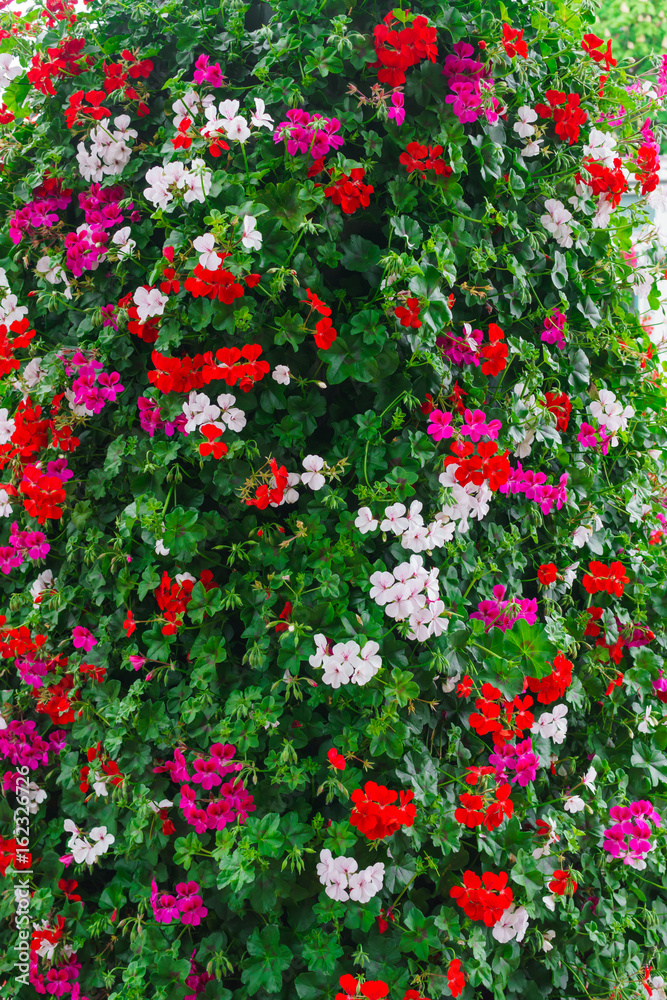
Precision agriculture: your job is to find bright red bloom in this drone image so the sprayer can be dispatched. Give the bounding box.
[399,142,452,179]
[324,168,374,214]
[502,23,527,59]
[582,560,629,598]
[370,11,438,87]
[395,297,421,329]
[123,610,136,637]
[445,439,510,492]
[455,792,485,828]
[540,390,572,432]
[58,878,81,901]
[576,157,628,207]
[350,782,416,840]
[549,869,578,895]
[582,33,616,70]
[314,316,337,350]
[0,837,32,876]
[337,974,390,1000]
[635,145,660,196]
[604,670,624,696]
[538,563,557,586]
[526,652,573,704]
[450,869,513,926]
[327,747,346,770]
[199,423,228,459]
[447,959,465,999]
[274,601,293,633]
[535,89,587,145]
[481,323,508,376]
[483,783,513,831]
[304,289,331,316]
[19,466,66,523]
[184,263,244,304]
[465,765,495,786]
[456,675,473,698]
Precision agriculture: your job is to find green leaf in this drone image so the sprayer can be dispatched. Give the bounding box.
[241,925,293,995]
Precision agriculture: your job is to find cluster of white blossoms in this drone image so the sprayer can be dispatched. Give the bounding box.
[356,500,450,552]
[531,704,568,744]
[30,568,55,604]
[144,159,212,211]
[64,820,115,865]
[513,106,542,157]
[134,286,169,323]
[369,554,446,643]
[182,390,248,434]
[589,388,635,444]
[563,765,597,814]
[540,198,575,249]
[491,903,530,943]
[77,115,138,183]
[316,849,384,903]
[309,636,382,688]
[200,97,274,144]
[436,467,493,535]
[0,274,29,327]
[35,255,72,296]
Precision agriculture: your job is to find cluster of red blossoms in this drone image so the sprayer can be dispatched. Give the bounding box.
[302,288,337,350]
[0,396,79,473]
[349,782,416,840]
[246,458,289,509]
[539,390,572,432]
[147,345,270,394]
[576,157,628,207]
[19,466,67,524]
[154,569,218,635]
[581,33,616,70]
[0,836,32,877]
[27,37,93,96]
[467,683,535,746]
[324,168,374,215]
[65,89,113,129]
[101,47,153,111]
[481,322,508,376]
[535,89,588,146]
[525,652,573,704]
[80,742,124,794]
[549,869,578,895]
[370,11,438,87]
[455,782,513,831]
[184,263,259,303]
[118,291,160,343]
[395,297,421,329]
[450,870,513,926]
[635,145,661,196]
[335,974,389,1000]
[445,439,511,492]
[502,23,527,59]
[0,618,47,659]
[33,673,78,725]
[582,560,629,598]
[399,142,452,180]
[0,317,37,376]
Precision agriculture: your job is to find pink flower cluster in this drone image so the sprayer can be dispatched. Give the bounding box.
[577,422,612,455]
[603,800,661,869]
[16,654,51,686]
[657,54,667,100]
[442,42,501,125]
[9,186,72,245]
[151,878,208,926]
[0,720,66,769]
[193,52,224,88]
[541,308,567,350]
[274,109,344,159]
[428,407,501,444]
[65,224,108,277]
[138,396,188,438]
[469,583,537,633]
[0,521,50,575]
[79,183,136,230]
[437,326,482,366]
[153,743,255,833]
[32,950,88,998]
[185,949,215,1000]
[498,464,568,515]
[489,738,540,787]
[70,353,125,413]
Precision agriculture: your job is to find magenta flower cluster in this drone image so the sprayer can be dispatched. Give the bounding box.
[193,53,224,87]
[602,800,661,868]
[185,949,214,1000]
[9,186,71,245]
[577,422,613,456]
[442,41,500,125]
[0,520,50,575]
[273,109,344,159]
[489,738,540,787]
[32,950,87,998]
[469,582,537,633]
[437,327,482,366]
[541,308,567,351]
[151,878,208,926]
[499,464,569,515]
[69,352,125,413]
[16,654,51,687]
[137,396,188,438]
[0,720,66,770]
[79,183,136,231]
[154,743,256,833]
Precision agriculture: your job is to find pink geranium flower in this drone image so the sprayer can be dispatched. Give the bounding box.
[72,626,97,651]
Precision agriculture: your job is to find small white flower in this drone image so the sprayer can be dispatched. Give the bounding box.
[241,215,262,251]
[272,365,290,385]
[582,766,597,792]
[225,115,251,143]
[155,539,170,556]
[355,507,379,534]
[133,286,168,323]
[542,930,556,952]
[251,98,274,131]
[301,455,326,491]
[521,139,543,157]
[193,233,222,270]
[513,105,538,138]
[112,227,136,258]
[563,795,585,813]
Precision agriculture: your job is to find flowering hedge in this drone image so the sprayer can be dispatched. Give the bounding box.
[1,0,667,998]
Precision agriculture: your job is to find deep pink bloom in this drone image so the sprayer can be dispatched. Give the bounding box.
[72,626,97,651]
[427,409,454,441]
